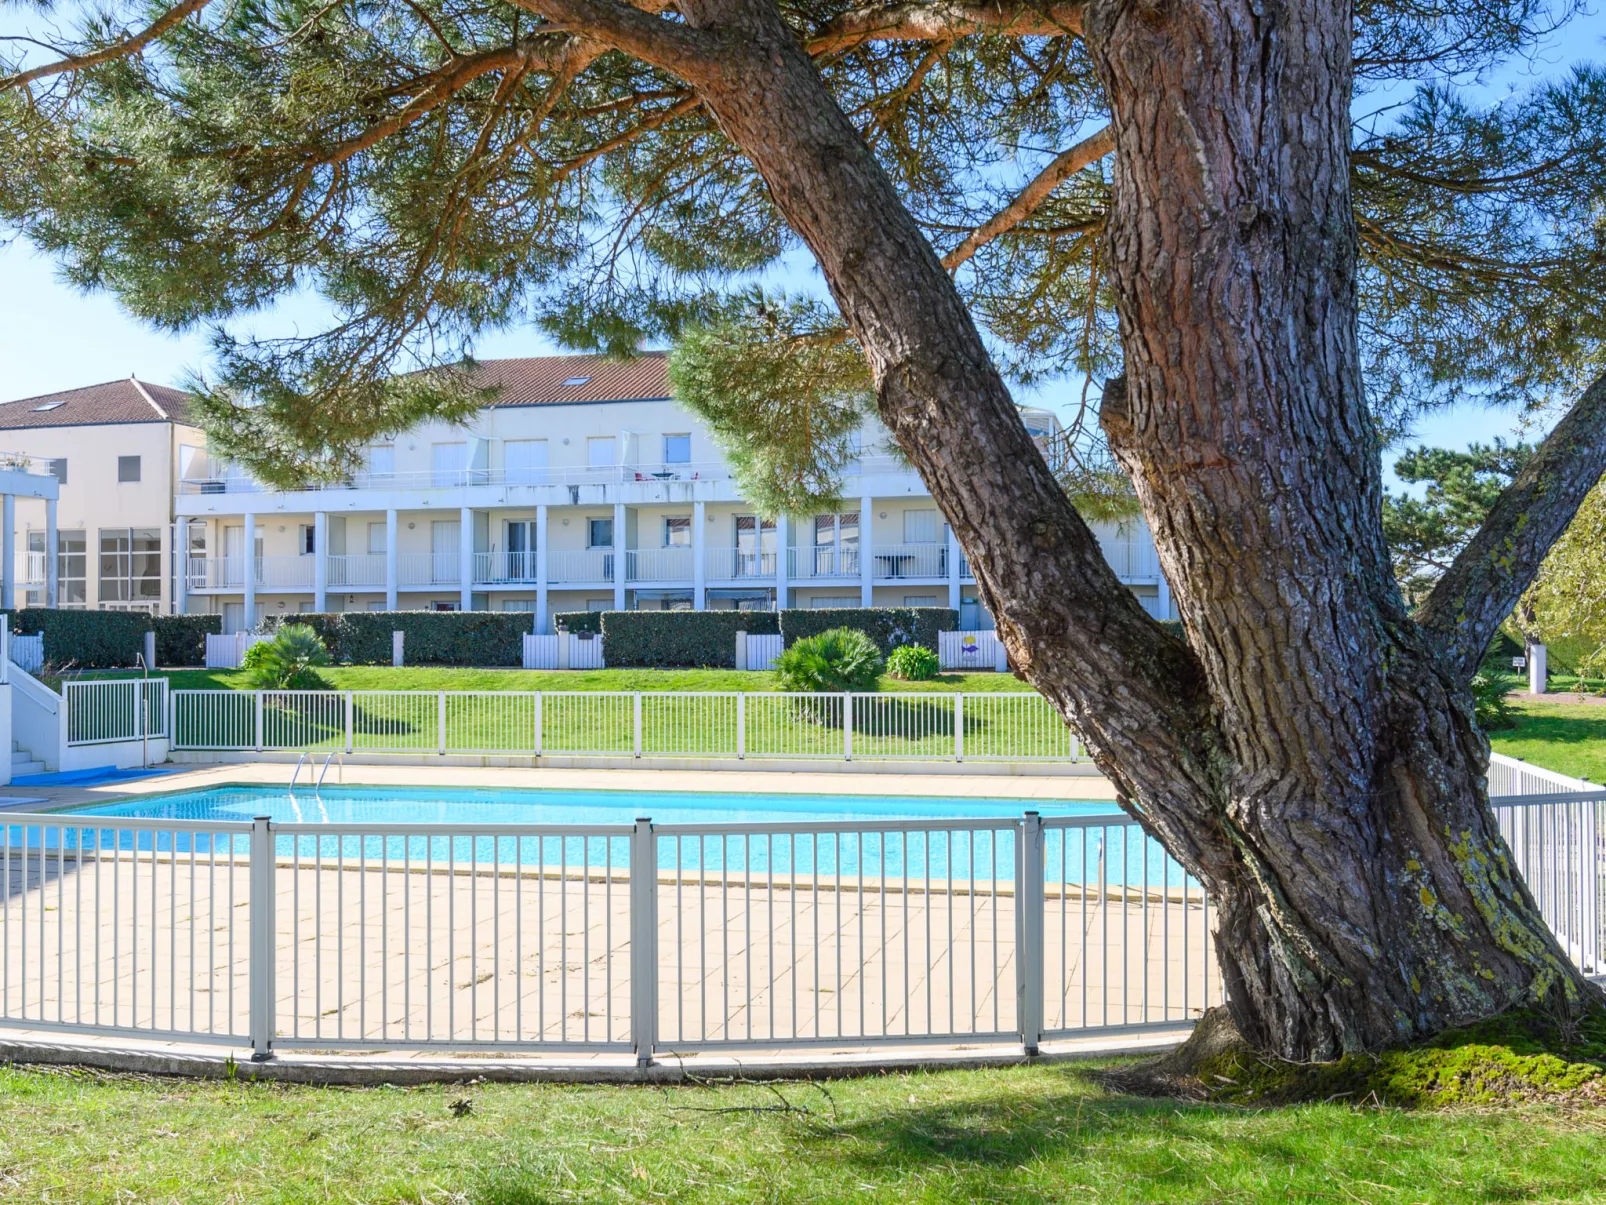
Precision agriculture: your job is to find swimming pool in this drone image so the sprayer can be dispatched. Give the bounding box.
[69,784,1117,827]
[42,785,1189,887]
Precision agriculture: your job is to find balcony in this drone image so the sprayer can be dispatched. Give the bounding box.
[548,549,615,584]
[706,547,775,580]
[396,552,460,588]
[870,543,947,579]
[184,556,315,591]
[788,546,860,580]
[326,554,387,589]
[474,550,540,585]
[178,461,730,495]
[626,547,694,582]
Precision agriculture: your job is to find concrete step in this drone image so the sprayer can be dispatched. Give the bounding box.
[10,760,45,777]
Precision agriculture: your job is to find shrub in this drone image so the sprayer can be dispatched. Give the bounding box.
[780,607,955,655]
[886,643,940,681]
[600,610,780,667]
[154,614,222,666]
[262,611,530,665]
[3,607,150,669]
[1471,671,1516,730]
[243,624,330,689]
[776,627,884,693]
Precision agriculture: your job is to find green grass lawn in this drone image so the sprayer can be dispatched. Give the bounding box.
[2,1061,1603,1204]
[1490,698,1606,782]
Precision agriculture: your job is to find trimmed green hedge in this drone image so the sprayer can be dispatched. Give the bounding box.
[154,614,222,666]
[600,610,780,668]
[780,607,956,656]
[3,608,149,669]
[263,611,530,666]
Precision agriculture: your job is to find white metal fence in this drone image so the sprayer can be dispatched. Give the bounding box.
[2,754,1599,1060]
[205,632,271,669]
[62,679,169,746]
[938,630,1007,671]
[166,689,1083,762]
[0,810,1216,1058]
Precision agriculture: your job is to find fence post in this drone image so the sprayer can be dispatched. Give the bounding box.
[1017,811,1044,1055]
[254,691,264,752]
[533,691,543,757]
[736,693,746,760]
[0,612,7,683]
[633,693,643,758]
[954,694,965,762]
[734,629,747,672]
[629,817,658,1068]
[344,692,354,754]
[249,815,276,1060]
[392,630,405,668]
[843,692,853,761]
[144,630,156,671]
[438,692,447,755]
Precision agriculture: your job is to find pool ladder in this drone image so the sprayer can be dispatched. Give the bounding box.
[289,753,307,792]
[316,752,342,791]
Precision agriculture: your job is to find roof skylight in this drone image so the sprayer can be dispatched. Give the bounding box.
[32,402,65,412]
[562,375,592,386]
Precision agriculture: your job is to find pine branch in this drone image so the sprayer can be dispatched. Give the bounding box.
[1418,366,1606,677]
[0,0,214,91]
[807,0,1086,55]
[942,123,1112,269]
[506,0,724,77]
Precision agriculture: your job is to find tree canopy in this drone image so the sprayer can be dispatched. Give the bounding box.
[3,0,1605,499]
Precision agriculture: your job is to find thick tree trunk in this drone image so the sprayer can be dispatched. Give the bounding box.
[674,0,1599,1059]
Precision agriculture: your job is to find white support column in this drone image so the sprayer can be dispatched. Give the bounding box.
[0,493,14,610]
[459,506,474,611]
[313,511,328,613]
[945,522,960,612]
[385,509,398,611]
[535,503,549,634]
[613,501,627,611]
[859,493,874,608]
[692,500,707,611]
[176,521,189,616]
[45,498,58,609]
[774,513,789,612]
[242,511,257,629]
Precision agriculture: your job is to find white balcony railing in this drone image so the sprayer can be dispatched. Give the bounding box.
[626,547,694,582]
[326,554,387,589]
[16,552,46,586]
[548,549,615,583]
[184,556,315,590]
[788,546,861,579]
[474,550,541,584]
[706,547,775,580]
[870,543,947,579]
[178,461,730,496]
[396,551,460,587]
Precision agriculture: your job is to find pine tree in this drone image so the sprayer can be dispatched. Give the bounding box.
[6,0,1606,1060]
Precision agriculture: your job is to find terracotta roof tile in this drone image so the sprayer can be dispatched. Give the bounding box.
[0,377,193,429]
[465,353,670,406]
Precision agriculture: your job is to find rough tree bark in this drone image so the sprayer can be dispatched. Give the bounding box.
[542,0,1606,1061]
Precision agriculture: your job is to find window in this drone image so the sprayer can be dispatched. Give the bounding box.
[903,508,939,544]
[48,459,66,485]
[24,530,85,607]
[587,436,616,469]
[810,595,860,608]
[903,594,939,607]
[117,455,141,483]
[664,515,691,547]
[297,601,314,613]
[563,375,592,387]
[663,433,691,464]
[298,524,316,555]
[366,600,387,612]
[366,444,395,479]
[500,599,540,613]
[585,597,612,611]
[588,517,614,548]
[33,401,64,413]
[504,439,549,483]
[431,442,466,487]
[99,528,162,603]
[367,522,388,555]
[432,601,459,612]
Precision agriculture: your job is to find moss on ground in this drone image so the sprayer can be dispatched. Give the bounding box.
[1196,1007,1606,1107]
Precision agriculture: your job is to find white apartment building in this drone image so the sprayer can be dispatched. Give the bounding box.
[0,377,204,613]
[170,354,1174,633]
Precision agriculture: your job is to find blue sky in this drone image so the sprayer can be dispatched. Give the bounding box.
[2,5,1603,485]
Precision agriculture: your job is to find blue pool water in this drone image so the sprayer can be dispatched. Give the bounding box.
[27,786,1191,887]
